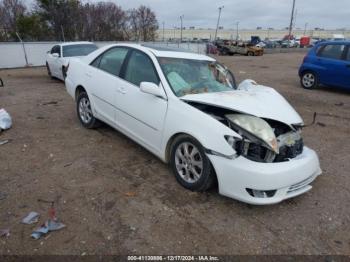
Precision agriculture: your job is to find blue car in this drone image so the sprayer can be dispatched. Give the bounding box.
[299,41,350,89]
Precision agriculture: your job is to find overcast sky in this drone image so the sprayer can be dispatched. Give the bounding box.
[80,0,349,30]
[24,0,349,29]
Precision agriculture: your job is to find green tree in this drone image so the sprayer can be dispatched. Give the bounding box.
[0,0,26,41]
[34,0,81,41]
[16,14,51,40]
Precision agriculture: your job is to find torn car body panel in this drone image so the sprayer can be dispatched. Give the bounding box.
[208,147,322,205]
[181,81,303,126]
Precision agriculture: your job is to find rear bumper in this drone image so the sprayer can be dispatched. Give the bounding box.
[207,147,322,205]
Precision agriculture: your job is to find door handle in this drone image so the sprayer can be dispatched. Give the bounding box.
[346,64,350,68]
[117,87,126,94]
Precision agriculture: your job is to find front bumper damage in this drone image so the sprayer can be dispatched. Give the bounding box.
[207,146,322,205]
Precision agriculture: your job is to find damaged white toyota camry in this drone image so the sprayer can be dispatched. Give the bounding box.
[65,43,322,205]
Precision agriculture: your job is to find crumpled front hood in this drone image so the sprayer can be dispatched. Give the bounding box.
[181,80,303,126]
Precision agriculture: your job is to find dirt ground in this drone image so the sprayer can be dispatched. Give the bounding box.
[0,52,349,256]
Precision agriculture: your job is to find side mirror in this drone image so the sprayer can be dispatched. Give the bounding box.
[52,53,60,58]
[140,82,166,99]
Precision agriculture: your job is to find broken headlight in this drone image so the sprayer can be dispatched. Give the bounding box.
[225,114,278,154]
[225,114,304,163]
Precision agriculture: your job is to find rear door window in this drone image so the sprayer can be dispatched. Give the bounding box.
[318,44,345,60]
[123,50,159,87]
[95,47,129,76]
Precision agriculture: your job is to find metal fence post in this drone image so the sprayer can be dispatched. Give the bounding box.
[15,32,29,67]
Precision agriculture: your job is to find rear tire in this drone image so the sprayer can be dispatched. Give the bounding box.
[76,92,100,129]
[170,135,215,192]
[300,71,318,89]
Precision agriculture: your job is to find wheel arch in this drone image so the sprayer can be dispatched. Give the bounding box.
[300,69,319,81]
[75,85,87,101]
[165,132,188,163]
[165,132,218,186]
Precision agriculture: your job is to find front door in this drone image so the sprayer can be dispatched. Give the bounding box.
[48,45,61,76]
[115,49,168,153]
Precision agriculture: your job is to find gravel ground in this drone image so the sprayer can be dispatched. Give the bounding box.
[0,52,349,255]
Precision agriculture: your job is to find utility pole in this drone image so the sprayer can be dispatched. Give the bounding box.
[288,0,296,47]
[293,9,298,29]
[304,22,308,35]
[180,15,184,43]
[61,25,65,42]
[162,22,165,42]
[214,6,224,41]
[236,21,240,40]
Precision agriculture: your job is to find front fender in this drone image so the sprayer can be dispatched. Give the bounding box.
[299,63,324,77]
[161,98,238,161]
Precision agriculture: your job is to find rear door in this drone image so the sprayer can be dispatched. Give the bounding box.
[87,47,130,125]
[316,44,348,88]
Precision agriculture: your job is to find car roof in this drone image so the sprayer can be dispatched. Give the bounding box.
[110,43,215,61]
[316,40,350,45]
[60,41,95,47]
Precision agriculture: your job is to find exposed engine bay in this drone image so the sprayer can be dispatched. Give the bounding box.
[188,102,304,163]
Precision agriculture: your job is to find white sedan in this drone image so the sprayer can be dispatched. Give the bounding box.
[46,42,97,81]
[65,43,322,205]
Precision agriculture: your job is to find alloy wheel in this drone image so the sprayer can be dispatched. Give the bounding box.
[79,97,92,124]
[175,142,203,183]
[302,73,315,88]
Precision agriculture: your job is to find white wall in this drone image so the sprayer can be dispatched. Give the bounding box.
[0,41,206,69]
[0,42,57,68]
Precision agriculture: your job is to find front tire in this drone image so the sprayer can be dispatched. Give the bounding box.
[170,135,215,192]
[300,71,318,89]
[76,92,100,129]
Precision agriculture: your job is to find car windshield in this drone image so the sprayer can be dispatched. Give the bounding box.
[158,57,235,97]
[62,44,98,57]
